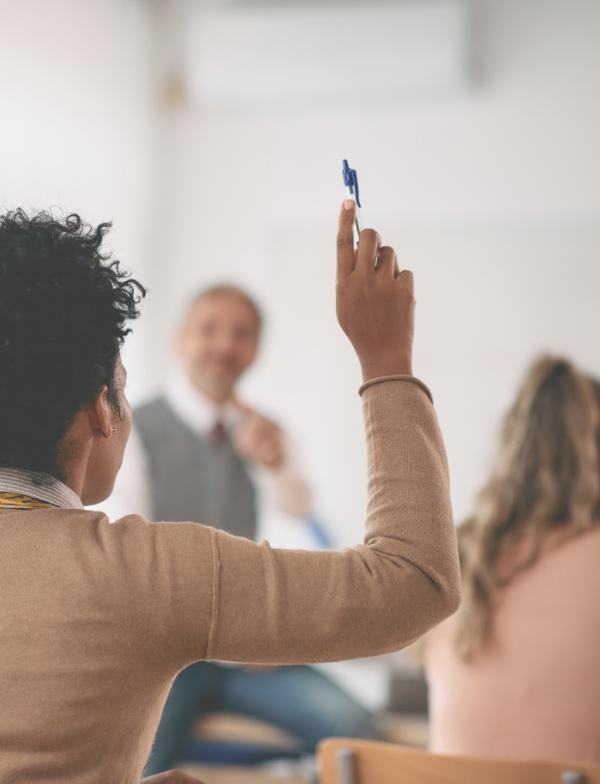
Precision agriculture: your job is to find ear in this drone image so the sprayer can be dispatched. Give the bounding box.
[88,386,114,438]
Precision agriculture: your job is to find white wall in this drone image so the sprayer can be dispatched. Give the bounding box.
[148,0,600,542]
[0,0,159,394]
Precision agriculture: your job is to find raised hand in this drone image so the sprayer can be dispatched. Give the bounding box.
[234,410,285,468]
[336,200,415,382]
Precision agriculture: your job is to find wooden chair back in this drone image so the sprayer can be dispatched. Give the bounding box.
[317,738,600,784]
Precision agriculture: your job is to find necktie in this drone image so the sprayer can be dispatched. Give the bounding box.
[210,421,227,446]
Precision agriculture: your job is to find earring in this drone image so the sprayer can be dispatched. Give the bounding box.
[111,427,116,433]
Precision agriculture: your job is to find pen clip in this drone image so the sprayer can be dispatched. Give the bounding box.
[342,159,361,208]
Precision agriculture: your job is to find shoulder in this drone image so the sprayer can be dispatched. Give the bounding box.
[495,525,600,618]
[109,512,213,540]
[542,524,600,573]
[78,510,214,547]
[88,513,217,586]
[79,513,217,663]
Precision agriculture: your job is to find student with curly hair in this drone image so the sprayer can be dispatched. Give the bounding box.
[0,204,460,783]
[424,356,600,763]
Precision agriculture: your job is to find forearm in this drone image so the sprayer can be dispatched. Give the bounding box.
[359,376,460,629]
[207,377,460,664]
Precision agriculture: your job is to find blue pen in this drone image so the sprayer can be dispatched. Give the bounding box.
[342,159,363,245]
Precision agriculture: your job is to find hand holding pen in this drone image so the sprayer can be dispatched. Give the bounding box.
[336,199,414,382]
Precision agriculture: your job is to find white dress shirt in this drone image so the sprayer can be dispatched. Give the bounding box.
[96,370,311,527]
[0,468,83,509]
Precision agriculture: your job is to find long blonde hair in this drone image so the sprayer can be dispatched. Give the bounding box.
[456,356,600,659]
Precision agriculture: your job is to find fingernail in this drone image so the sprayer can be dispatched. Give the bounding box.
[343,199,355,210]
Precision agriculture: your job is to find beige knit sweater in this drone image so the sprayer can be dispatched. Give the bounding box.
[0,377,459,783]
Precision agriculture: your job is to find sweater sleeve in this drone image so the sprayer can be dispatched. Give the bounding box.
[204,377,461,664]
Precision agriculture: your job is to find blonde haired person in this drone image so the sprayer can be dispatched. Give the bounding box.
[424,356,600,763]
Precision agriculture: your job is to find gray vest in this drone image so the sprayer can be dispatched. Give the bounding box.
[134,397,257,540]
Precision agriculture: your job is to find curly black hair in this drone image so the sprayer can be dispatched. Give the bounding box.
[0,209,146,481]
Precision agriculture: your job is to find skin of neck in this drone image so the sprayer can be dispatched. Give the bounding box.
[57,410,102,503]
[187,367,237,405]
[57,361,131,505]
[61,436,93,502]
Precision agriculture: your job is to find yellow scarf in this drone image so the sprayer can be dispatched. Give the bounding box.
[0,492,55,510]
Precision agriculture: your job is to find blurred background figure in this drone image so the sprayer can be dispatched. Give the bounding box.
[107,284,311,527]
[109,284,376,775]
[424,356,600,763]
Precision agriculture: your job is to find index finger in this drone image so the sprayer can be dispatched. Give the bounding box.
[336,200,356,278]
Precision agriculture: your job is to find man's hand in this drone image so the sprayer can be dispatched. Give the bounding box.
[141,770,205,784]
[234,411,285,468]
[336,200,415,382]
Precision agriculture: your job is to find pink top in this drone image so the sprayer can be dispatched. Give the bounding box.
[425,526,600,763]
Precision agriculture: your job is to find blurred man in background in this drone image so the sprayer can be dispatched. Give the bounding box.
[106,284,376,774]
